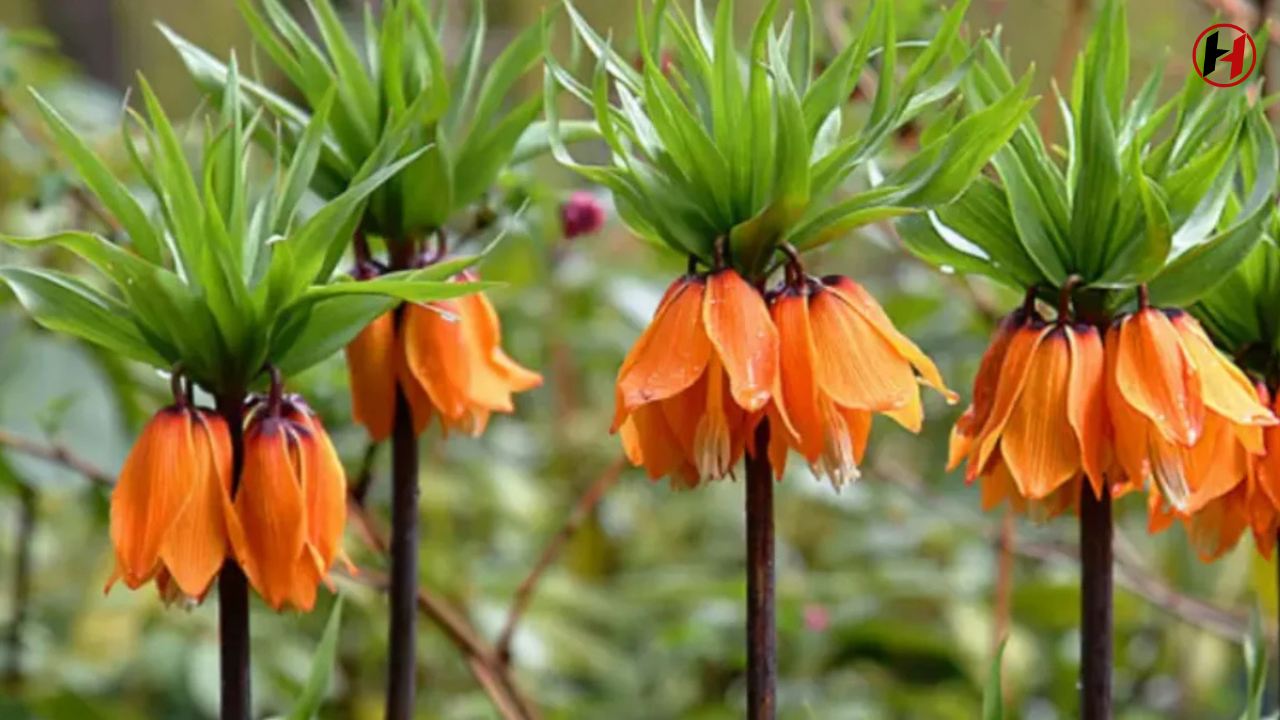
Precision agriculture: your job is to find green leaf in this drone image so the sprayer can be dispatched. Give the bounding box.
[1149,108,1278,307]
[1240,608,1266,720]
[982,641,1007,720]
[271,295,392,376]
[286,597,345,720]
[0,267,166,366]
[510,120,599,165]
[28,91,165,264]
[300,278,494,303]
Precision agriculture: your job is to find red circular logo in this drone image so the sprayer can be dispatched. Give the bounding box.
[1192,23,1257,87]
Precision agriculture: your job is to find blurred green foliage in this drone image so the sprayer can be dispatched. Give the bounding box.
[0,1,1272,719]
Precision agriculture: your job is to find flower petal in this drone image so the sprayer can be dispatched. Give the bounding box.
[402,301,472,424]
[344,312,397,442]
[234,420,308,611]
[1000,329,1079,500]
[1172,312,1275,428]
[702,270,778,412]
[1115,309,1203,446]
[824,276,957,402]
[109,408,197,588]
[771,291,823,462]
[971,324,1049,479]
[158,412,234,598]
[1066,325,1109,499]
[614,277,711,428]
[809,285,918,415]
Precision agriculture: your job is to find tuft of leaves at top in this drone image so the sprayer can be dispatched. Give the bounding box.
[899,0,1277,312]
[547,0,1035,279]
[162,0,552,241]
[0,63,487,395]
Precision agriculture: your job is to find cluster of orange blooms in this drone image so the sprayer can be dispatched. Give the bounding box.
[345,270,543,440]
[613,266,955,490]
[106,278,543,612]
[107,391,349,611]
[948,296,1280,561]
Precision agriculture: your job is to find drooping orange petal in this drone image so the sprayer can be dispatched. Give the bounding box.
[1115,309,1203,446]
[959,312,1027,436]
[289,407,348,573]
[1146,430,1194,511]
[629,402,689,482]
[1000,329,1079,500]
[824,276,957,403]
[464,287,544,392]
[402,301,472,424]
[157,411,234,598]
[1146,488,1177,535]
[702,270,778,413]
[109,407,197,589]
[971,324,1049,480]
[809,285,918,416]
[614,277,712,428]
[770,291,823,462]
[1066,325,1109,498]
[1184,412,1248,511]
[948,416,974,473]
[1186,486,1250,562]
[344,312,397,442]
[659,374,706,469]
[979,458,1027,514]
[234,419,308,611]
[1104,323,1151,491]
[1171,312,1276,429]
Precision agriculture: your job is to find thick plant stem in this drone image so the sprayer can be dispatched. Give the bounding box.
[217,394,250,720]
[385,352,420,719]
[4,483,35,691]
[1080,485,1113,720]
[745,420,776,720]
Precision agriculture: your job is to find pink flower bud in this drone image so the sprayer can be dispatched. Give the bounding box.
[561,191,606,239]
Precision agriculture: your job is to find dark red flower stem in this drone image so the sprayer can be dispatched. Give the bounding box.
[745,419,776,720]
[1079,485,1112,719]
[385,237,420,720]
[215,392,250,720]
[1074,293,1113,720]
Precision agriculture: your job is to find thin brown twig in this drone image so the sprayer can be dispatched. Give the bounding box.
[0,429,115,486]
[495,456,626,663]
[0,94,120,233]
[344,501,540,720]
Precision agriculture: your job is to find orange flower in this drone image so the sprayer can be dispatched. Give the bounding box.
[614,270,778,489]
[1107,308,1273,511]
[1152,383,1280,562]
[282,398,353,578]
[345,312,397,441]
[766,275,955,487]
[952,311,1109,518]
[107,407,236,599]
[233,395,352,613]
[346,273,542,440]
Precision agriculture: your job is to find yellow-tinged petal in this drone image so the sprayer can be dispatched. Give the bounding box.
[771,290,823,461]
[972,323,1050,480]
[1171,311,1275,428]
[824,276,957,402]
[809,285,918,415]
